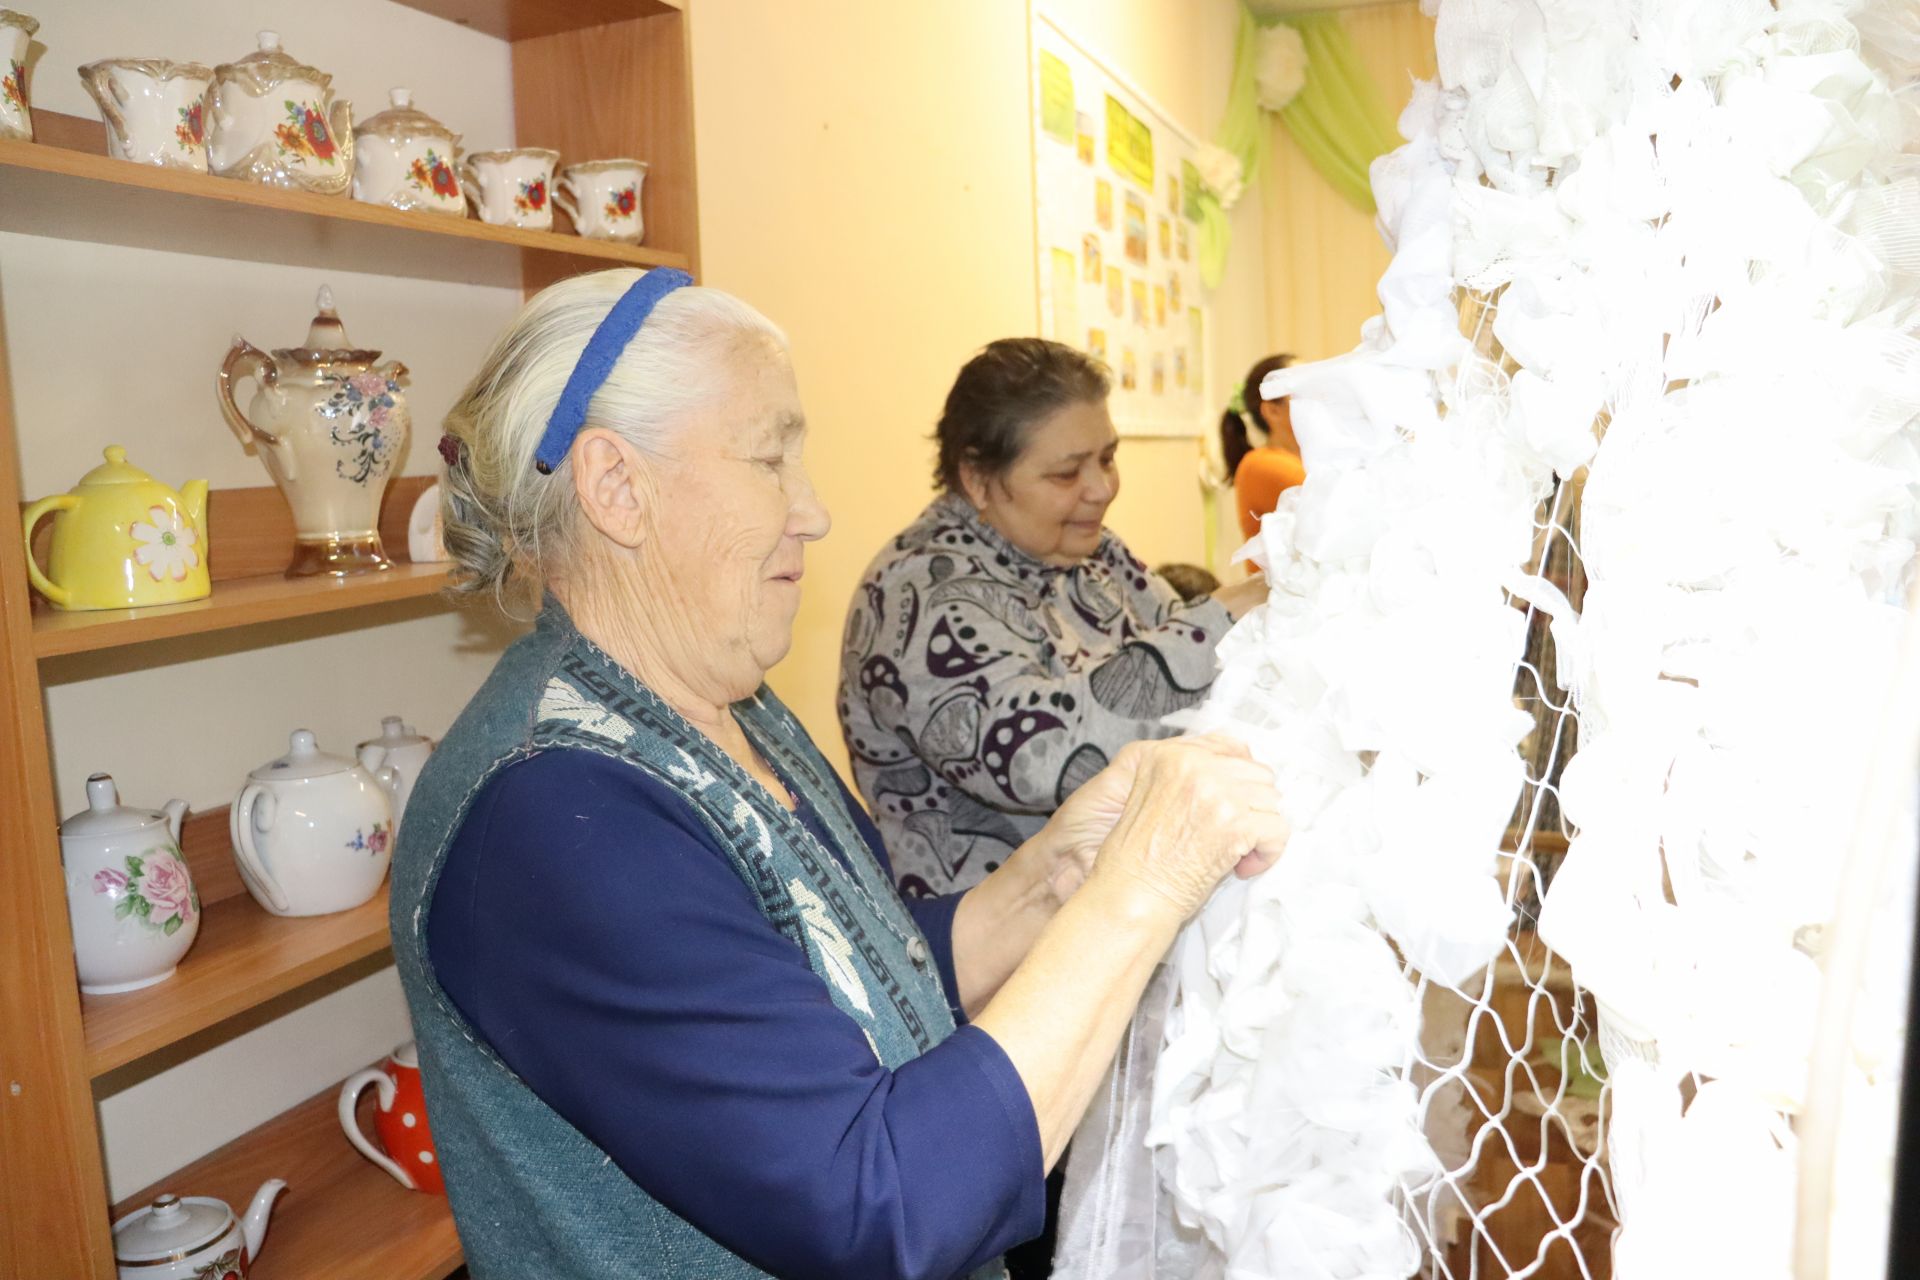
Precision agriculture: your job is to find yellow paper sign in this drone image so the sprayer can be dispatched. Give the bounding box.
[1105,94,1154,189]
[1039,52,1075,144]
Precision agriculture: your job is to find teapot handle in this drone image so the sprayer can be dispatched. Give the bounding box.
[217,339,297,483]
[458,161,482,213]
[553,180,580,230]
[229,782,291,915]
[77,64,131,146]
[20,495,80,608]
[338,1066,416,1190]
[328,97,355,174]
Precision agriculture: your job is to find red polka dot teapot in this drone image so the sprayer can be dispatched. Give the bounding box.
[338,1041,443,1194]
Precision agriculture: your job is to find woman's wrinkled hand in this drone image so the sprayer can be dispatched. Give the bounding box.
[1085,734,1289,923]
[1040,734,1287,918]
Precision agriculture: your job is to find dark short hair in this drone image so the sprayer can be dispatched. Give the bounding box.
[1221,353,1294,480]
[934,338,1112,492]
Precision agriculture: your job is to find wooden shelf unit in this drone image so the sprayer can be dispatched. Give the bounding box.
[114,1082,461,1280]
[0,2,700,1275]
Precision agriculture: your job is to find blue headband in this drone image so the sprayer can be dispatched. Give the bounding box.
[534,268,694,473]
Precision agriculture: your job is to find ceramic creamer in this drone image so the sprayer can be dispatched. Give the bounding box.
[461,147,558,230]
[0,10,36,142]
[555,158,648,244]
[79,58,212,170]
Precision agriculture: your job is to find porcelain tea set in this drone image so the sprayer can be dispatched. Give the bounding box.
[6,15,651,242]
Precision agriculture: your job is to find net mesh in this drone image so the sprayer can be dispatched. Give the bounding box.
[1392,287,1618,1280]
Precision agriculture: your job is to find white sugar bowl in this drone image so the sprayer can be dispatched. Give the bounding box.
[231,730,398,917]
[60,774,200,994]
[357,715,434,838]
[352,87,464,216]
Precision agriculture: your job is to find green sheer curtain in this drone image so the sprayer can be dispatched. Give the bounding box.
[1198,7,1402,287]
[1276,14,1402,213]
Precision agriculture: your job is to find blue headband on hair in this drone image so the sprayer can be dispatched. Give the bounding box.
[534,268,694,474]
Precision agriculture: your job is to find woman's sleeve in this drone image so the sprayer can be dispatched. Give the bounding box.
[428,750,1045,1280]
[850,554,1232,816]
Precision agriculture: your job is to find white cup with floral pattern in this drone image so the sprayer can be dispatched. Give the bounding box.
[60,774,200,994]
[460,147,559,230]
[555,158,648,244]
[0,10,38,142]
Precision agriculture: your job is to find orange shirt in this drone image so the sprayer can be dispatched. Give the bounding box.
[1234,446,1307,539]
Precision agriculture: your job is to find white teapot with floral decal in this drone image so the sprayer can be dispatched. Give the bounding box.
[207,31,353,193]
[217,286,409,577]
[60,774,199,994]
[113,1182,286,1280]
[231,730,398,918]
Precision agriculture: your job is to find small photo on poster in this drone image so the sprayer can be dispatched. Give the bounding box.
[1169,270,1182,315]
[1088,327,1108,363]
[1157,216,1171,260]
[1166,173,1180,213]
[1151,352,1166,395]
[1076,111,1096,165]
[1082,233,1103,283]
[1120,348,1138,391]
[1095,179,1114,231]
[1175,346,1189,389]
[1123,190,1149,264]
[1177,221,1190,262]
[1130,278,1148,326]
[1106,266,1124,316]
[1153,284,1166,327]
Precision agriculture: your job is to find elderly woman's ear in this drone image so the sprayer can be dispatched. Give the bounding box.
[571,426,658,549]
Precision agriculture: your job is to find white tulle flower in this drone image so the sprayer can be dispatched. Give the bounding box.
[1193,142,1245,209]
[1254,24,1308,112]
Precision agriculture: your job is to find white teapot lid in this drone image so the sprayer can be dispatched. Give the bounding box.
[250,729,356,782]
[113,1193,233,1262]
[61,774,169,839]
[368,715,431,749]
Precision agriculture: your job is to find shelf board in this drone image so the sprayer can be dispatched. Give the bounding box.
[84,882,393,1078]
[392,0,680,41]
[114,1079,461,1280]
[0,115,690,287]
[32,563,453,660]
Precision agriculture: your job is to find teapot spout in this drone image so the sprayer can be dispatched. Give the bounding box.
[240,1179,288,1262]
[180,479,209,544]
[162,798,189,845]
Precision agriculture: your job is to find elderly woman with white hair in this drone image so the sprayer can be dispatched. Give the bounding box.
[389,267,1289,1280]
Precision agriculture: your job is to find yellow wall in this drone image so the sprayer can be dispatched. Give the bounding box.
[689,0,1270,761]
[1263,2,1437,361]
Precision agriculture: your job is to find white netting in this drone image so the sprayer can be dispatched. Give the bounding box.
[1055,0,1920,1277]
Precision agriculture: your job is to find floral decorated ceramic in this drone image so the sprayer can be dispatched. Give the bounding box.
[357,716,433,839]
[22,446,210,611]
[556,158,649,244]
[112,1184,286,1280]
[79,59,213,170]
[59,774,199,995]
[0,10,38,142]
[206,31,353,194]
[353,88,464,216]
[231,730,398,918]
[217,286,409,577]
[339,1042,444,1193]
[461,147,559,230]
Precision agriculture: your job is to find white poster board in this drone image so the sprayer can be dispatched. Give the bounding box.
[1032,11,1210,438]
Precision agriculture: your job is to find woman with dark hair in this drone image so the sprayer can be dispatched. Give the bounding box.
[1222,353,1306,539]
[839,338,1267,903]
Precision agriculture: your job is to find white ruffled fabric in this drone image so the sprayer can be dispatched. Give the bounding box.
[1195,142,1248,210]
[1056,1,1919,1277]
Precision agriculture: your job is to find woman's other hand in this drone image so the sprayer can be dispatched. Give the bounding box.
[1087,734,1288,922]
[1211,575,1269,620]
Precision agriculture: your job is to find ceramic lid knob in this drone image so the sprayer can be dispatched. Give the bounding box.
[149,1196,184,1223]
[304,286,353,350]
[382,715,405,737]
[258,30,281,52]
[86,773,118,812]
[288,729,318,758]
[390,88,411,109]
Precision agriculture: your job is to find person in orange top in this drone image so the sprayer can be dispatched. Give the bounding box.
[1222,353,1306,540]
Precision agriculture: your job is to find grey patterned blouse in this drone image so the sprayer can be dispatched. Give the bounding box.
[838,493,1233,897]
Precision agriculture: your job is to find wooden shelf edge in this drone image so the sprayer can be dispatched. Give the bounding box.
[0,131,691,273]
[33,564,454,660]
[84,889,394,1078]
[115,1077,461,1280]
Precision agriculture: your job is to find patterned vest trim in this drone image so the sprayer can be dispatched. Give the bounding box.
[388,603,1007,1280]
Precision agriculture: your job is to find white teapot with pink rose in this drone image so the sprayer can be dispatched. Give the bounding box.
[59,774,200,994]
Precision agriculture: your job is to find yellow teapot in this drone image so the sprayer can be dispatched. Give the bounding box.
[23,447,211,611]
